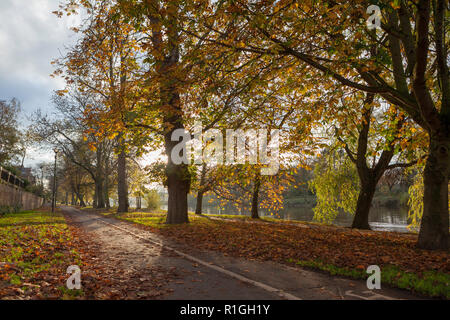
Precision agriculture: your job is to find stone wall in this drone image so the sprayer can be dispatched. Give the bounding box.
[0,183,43,210]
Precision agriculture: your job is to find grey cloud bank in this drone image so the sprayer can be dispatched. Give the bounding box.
[0,0,81,166]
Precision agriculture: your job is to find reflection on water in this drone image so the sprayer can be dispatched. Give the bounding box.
[180,203,411,233]
[280,206,410,232]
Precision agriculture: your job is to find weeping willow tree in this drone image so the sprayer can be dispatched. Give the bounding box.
[308,148,359,224]
[408,169,424,229]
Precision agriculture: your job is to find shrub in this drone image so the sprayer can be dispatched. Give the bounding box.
[0,205,11,216]
[144,189,160,210]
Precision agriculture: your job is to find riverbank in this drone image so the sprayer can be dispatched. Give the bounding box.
[85,208,449,299]
[184,193,412,232]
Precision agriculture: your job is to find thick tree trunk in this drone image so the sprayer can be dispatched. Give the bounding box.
[161,67,190,224]
[195,191,203,215]
[95,179,105,209]
[117,148,129,213]
[79,197,86,207]
[104,158,110,209]
[150,3,190,224]
[76,193,86,207]
[352,181,376,229]
[411,0,449,249]
[251,176,261,219]
[164,113,190,223]
[418,135,449,250]
[165,160,190,224]
[105,185,110,209]
[148,4,190,224]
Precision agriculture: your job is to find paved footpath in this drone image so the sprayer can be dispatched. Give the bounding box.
[61,206,423,300]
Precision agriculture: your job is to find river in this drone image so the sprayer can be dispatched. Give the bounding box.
[184,204,412,233]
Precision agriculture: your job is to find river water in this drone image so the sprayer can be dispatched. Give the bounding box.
[185,204,412,233]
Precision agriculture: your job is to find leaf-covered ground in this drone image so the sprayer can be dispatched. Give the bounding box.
[0,208,173,300]
[63,213,177,300]
[93,209,449,298]
[0,209,82,299]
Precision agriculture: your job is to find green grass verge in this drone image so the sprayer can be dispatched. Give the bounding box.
[99,210,204,229]
[0,210,66,227]
[0,210,82,298]
[290,259,449,299]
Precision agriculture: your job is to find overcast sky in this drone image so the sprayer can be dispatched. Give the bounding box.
[0,0,82,166]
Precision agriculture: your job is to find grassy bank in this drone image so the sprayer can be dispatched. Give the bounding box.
[0,208,83,299]
[87,208,449,299]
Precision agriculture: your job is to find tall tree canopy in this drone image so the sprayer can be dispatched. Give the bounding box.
[0,99,22,165]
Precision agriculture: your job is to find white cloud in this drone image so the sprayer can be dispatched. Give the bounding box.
[0,0,82,167]
[0,0,80,114]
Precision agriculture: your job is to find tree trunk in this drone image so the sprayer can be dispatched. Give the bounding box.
[195,191,203,215]
[104,156,110,209]
[164,117,190,224]
[105,182,110,209]
[136,196,141,210]
[418,135,449,250]
[93,189,97,208]
[94,142,105,209]
[149,2,190,225]
[104,167,110,208]
[76,193,86,207]
[251,176,261,219]
[195,164,208,215]
[117,147,129,213]
[388,183,393,192]
[79,196,86,207]
[161,71,190,224]
[348,93,397,230]
[352,180,376,229]
[95,179,105,209]
[165,161,190,224]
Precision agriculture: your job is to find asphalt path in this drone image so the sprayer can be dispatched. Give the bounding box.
[61,206,422,300]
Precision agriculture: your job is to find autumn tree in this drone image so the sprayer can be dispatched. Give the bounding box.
[55,0,305,224]
[53,0,150,212]
[189,163,212,215]
[116,0,286,223]
[128,158,149,209]
[201,0,449,249]
[329,91,423,228]
[30,91,115,208]
[57,155,94,206]
[65,159,93,206]
[0,99,22,165]
[309,148,360,224]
